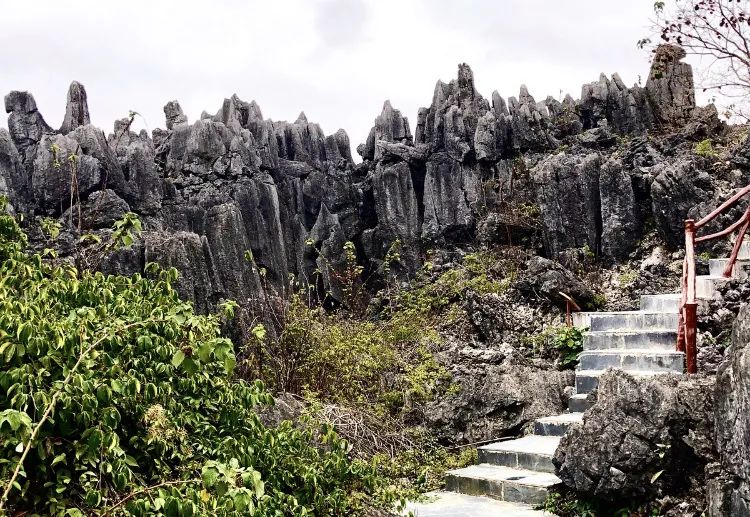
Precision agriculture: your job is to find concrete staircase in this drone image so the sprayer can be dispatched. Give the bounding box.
[406,239,749,516]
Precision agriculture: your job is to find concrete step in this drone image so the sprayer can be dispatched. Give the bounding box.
[709,258,750,279]
[575,369,679,394]
[568,394,593,413]
[571,311,591,328]
[533,412,583,436]
[477,436,559,474]
[578,350,684,372]
[404,491,549,516]
[445,464,560,505]
[583,329,677,351]
[639,294,681,313]
[588,311,679,331]
[696,275,730,299]
[740,240,750,260]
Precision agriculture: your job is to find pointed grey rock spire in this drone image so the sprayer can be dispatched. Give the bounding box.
[60,81,90,134]
[164,100,188,129]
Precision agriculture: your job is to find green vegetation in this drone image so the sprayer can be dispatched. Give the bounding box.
[248,249,510,416]
[539,488,664,517]
[526,325,586,369]
[0,199,399,516]
[372,445,477,499]
[694,138,718,158]
[538,491,601,517]
[552,326,586,368]
[618,267,639,286]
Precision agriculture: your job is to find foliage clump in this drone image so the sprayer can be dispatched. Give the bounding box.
[0,200,394,516]
[526,325,586,369]
[694,138,718,158]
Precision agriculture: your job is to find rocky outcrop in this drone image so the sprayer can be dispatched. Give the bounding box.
[554,370,716,509]
[60,81,91,134]
[646,45,696,127]
[164,100,188,130]
[580,73,653,134]
[416,63,491,161]
[0,129,26,210]
[359,101,412,162]
[651,159,715,248]
[422,153,480,241]
[599,157,639,261]
[4,90,52,159]
[426,360,573,444]
[515,256,595,308]
[0,44,718,324]
[533,152,601,257]
[713,304,750,515]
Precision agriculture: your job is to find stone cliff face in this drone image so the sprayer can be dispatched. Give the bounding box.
[0,44,739,322]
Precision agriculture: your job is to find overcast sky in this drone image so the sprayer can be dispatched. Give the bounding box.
[1,1,708,159]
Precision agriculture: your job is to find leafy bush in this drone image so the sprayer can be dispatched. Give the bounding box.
[694,138,717,158]
[251,292,452,413]
[527,325,586,369]
[538,487,649,517]
[552,325,586,368]
[372,443,477,499]
[0,201,391,516]
[249,249,515,412]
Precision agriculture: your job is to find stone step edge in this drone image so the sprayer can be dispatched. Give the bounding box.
[582,310,680,316]
[578,350,684,356]
[585,329,677,335]
[446,465,561,488]
[535,413,583,424]
[575,369,679,377]
[585,327,678,333]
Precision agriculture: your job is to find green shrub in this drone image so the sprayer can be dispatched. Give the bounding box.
[372,444,477,498]
[618,267,638,286]
[0,201,392,516]
[552,325,586,368]
[253,293,451,413]
[694,138,717,158]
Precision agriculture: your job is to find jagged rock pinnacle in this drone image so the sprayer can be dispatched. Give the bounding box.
[60,81,90,134]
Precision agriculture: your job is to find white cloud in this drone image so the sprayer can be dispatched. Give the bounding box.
[0,0,713,159]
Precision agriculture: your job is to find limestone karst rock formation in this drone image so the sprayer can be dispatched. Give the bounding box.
[0,44,736,316]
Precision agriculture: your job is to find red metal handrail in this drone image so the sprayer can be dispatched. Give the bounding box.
[678,184,750,373]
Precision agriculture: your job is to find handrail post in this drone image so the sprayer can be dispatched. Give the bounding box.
[676,256,687,353]
[684,302,698,374]
[723,211,750,277]
[684,219,697,373]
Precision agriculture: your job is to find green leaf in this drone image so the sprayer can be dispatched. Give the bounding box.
[651,469,664,483]
[197,343,212,363]
[182,357,198,375]
[51,453,66,466]
[171,350,185,368]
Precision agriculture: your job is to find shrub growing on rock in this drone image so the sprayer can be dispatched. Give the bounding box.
[0,201,392,516]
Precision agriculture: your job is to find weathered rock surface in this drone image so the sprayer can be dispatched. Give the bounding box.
[646,45,696,127]
[0,44,722,326]
[422,152,480,241]
[713,304,750,515]
[515,256,595,308]
[60,81,91,134]
[651,159,715,248]
[533,152,601,257]
[554,370,716,509]
[4,90,52,159]
[426,360,574,444]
